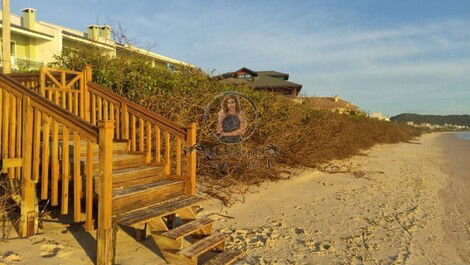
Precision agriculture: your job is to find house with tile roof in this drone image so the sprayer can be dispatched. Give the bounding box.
[215,67,302,96]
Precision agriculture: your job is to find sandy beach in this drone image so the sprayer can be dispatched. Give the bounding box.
[1,132,469,265]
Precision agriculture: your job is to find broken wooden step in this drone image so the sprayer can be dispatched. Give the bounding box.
[205,249,244,265]
[178,232,228,259]
[114,195,205,228]
[161,215,215,240]
[113,179,184,216]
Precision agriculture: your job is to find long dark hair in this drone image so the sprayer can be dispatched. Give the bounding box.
[221,95,241,113]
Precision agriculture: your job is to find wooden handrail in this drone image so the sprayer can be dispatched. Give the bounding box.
[0,73,99,142]
[87,82,187,138]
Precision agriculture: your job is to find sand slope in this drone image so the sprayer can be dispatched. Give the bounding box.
[204,133,468,264]
[1,133,468,265]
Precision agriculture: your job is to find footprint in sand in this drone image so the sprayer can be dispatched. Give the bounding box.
[40,241,64,258]
[2,251,23,263]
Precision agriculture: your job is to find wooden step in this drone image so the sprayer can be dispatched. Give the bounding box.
[109,153,146,170]
[178,232,228,259]
[114,195,205,227]
[113,179,184,216]
[113,165,163,188]
[74,140,128,156]
[161,215,215,240]
[205,250,244,265]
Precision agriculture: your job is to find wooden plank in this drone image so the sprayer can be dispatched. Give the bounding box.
[146,122,151,163]
[61,90,66,109]
[40,116,51,199]
[163,131,171,175]
[155,125,161,164]
[121,103,129,141]
[91,93,96,125]
[2,90,10,159]
[97,96,102,120]
[139,117,144,152]
[109,103,115,138]
[51,119,59,206]
[115,195,205,226]
[178,232,228,259]
[186,123,197,195]
[112,179,183,216]
[162,215,214,240]
[131,114,136,152]
[103,100,109,120]
[73,91,79,115]
[8,94,16,177]
[73,132,82,222]
[61,126,70,215]
[85,140,94,231]
[115,105,120,139]
[2,158,22,168]
[176,137,181,176]
[15,97,22,178]
[32,109,41,182]
[67,91,73,112]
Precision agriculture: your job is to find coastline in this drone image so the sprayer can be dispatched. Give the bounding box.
[438,132,470,264]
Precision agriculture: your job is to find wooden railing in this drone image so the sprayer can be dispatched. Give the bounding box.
[86,81,197,194]
[0,73,113,244]
[7,66,197,264]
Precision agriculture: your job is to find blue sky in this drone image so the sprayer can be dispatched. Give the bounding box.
[12,0,470,116]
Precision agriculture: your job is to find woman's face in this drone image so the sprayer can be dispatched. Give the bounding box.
[227,98,237,112]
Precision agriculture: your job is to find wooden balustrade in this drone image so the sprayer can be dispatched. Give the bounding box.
[86,82,196,191]
[0,73,101,238]
[5,66,198,265]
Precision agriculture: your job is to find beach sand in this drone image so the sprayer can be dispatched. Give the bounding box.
[1,132,469,264]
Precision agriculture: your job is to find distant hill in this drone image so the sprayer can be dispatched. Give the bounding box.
[391,113,470,126]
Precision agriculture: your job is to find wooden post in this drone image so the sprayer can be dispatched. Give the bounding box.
[61,126,70,214]
[121,103,129,141]
[176,137,181,176]
[40,68,46,97]
[97,120,115,265]
[40,116,51,199]
[32,110,41,182]
[8,94,16,177]
[145,122,151,163]
[85,140,94,231]
[51,119,59,206]
[73,132,81,222]
[163,131,171,175]
[138,117,144,152]
[2,90,9,159]
[154,125,161,164]
[20,96,37,237]
[185,123,197,195]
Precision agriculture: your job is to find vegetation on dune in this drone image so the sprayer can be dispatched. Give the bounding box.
[391,113,470,127]
[52,47,421,203]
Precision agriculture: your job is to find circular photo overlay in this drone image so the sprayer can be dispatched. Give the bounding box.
[203,91,259,144]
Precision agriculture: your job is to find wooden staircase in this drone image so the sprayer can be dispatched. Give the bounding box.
[71,139,243,264]
[1,67,244,264]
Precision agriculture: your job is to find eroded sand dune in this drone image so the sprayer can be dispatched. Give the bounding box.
[1,133,468,265]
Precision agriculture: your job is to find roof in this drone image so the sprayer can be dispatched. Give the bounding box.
[215,67,302,91]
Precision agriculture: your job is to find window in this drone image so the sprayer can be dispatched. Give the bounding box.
[237,74,251,78]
